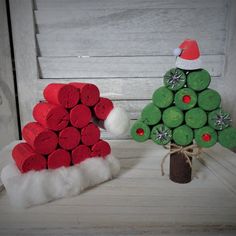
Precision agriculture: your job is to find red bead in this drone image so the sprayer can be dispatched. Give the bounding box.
[136,128,144,136]
[202,133,211,142]
[182,95,191,104]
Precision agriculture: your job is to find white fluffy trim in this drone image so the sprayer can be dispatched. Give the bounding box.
[1,155,120,208]
[104,107,130,136]
[176,56,202,70]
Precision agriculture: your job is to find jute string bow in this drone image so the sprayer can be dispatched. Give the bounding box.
[161,143,202,176]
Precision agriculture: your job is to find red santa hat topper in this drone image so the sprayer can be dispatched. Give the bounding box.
[173,39,202,70]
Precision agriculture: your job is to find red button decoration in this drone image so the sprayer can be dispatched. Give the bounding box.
[202,133,212,142]
[136,128,144,136]
[182,95,191,104]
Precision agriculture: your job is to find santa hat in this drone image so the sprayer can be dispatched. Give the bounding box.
[173,39,202,70]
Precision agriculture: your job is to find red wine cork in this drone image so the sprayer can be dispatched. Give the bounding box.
[33,102,69,131]
[90,140,111,157]
[81,123,100,146]
[70,82,100,106]
[58,127,81,150]
[70,104,92,128]
[12,142,46,173]
[72,145,91,165]
[94,97,114,120]
[22,122,58,154]
[43,83,80,108]
[47,149,71,169]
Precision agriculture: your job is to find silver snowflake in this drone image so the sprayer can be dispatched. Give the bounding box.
[165,69,185,89]
[211,110,232,130]
[153,125,172,143]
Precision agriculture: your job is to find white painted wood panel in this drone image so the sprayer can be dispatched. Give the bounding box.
[0,140,236,235]
[36,5,226,56]
[39,55,224,78]
[9,0,39,128]
[35,0,225,10]
[0,0,18,149]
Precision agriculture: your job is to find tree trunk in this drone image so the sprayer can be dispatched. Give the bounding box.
[169,151,192,183]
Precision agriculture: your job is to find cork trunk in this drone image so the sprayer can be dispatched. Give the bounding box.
[169,151,192,183]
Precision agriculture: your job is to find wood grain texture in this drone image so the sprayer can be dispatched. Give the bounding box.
[0,140,236,235]
[39,55,224,78]
[0,0,18,149]
[35,5,226,56]
[35,0,225,10]
[9,0,39,125]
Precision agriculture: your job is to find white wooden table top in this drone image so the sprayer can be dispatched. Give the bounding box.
[0,140,236,235]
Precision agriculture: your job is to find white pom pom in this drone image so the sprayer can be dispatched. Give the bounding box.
[104,107,130,136]
[173,48,182,56]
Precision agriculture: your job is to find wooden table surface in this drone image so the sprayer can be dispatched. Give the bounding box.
[0,140,236,235]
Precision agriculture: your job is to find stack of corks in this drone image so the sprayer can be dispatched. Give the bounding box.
[131,68,236,183]
[12,83,114,173]
[131,68,236,149]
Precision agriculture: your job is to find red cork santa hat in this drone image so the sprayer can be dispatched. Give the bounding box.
[173,39,202,70]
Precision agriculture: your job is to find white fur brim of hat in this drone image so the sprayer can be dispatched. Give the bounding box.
[176,57,202,70]
[1,154,120,208]
[104,107,130,136]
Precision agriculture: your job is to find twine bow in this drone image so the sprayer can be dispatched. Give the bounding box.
[161,143,202,176]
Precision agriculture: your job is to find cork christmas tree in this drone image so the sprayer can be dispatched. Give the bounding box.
[1,82,130,207]
[131,39,236,184]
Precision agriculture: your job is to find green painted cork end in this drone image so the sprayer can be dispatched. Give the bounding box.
[198,89,221,111]
[185,107,207,129]
[164,68,186,91]
[162,106,184,128]
[151,124,172,145]
[173,125,193,146]
[195,126,217,148]
[174,88,197,111]
[152,86,174,108]
[131,120,150,142]
[218,127,236,149]
[141,103,161,125]
[208,109,232,130]
[187,69,211,91]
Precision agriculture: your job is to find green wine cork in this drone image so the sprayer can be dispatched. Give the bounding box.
[187,69,211,91]
[218,127,236,149]
[174,88,197,110]
[198,89,221,111]
[185,107,207,129]
[173,125,193,146]
[163,68,186,91]
[194,126,217,148]
[151,124,172,145]
[131,120,150,142]
[141,103,161,125]
[162,106,184,128]
[152,86,174,108]
[208,109,232,130]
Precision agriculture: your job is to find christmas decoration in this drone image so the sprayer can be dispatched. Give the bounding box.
[131,39,236,184]
[1,82,130,207]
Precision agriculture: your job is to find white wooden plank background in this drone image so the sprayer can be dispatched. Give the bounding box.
[0,140,236,235]
[0,0,18,149]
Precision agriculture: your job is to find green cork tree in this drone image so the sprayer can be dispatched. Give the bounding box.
[131,67,236,149]
[131,39,236,184]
